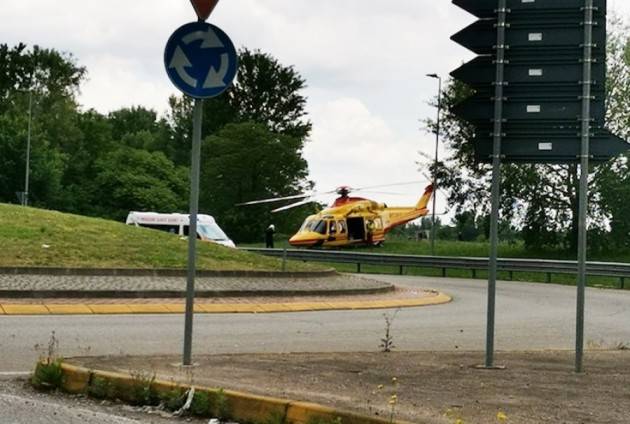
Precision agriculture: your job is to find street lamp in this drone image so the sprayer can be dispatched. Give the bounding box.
[426,73,442,256]
[16,88,33,206]
[24,89,33,207]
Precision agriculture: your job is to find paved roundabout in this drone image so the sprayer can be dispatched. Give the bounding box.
[1,274,629,372]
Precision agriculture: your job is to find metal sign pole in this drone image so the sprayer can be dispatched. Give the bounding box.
[485,0,507,368]
[183,98,204,366]
[575,0,594,374]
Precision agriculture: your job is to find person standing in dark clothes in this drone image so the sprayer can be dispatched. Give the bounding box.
[265,224,275,248]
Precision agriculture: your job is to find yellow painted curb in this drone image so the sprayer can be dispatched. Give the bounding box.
[1,292,452,315]
[127,304,171,314]
[51,361,414,424]
[87,304,134,314]
[2,304,50,315]
[46,304,93,315]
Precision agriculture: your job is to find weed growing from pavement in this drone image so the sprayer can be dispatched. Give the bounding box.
[88,375,117,399]
[160,386,187,412]
[264,411,287,424]
[31,359,63,390]
[128,370,159,406]
[31,331,63,391]
[388,377,398,423]
[444,407,464,423]
[211,388,230,420]
[191,390,212,416]
[380,309,400,353]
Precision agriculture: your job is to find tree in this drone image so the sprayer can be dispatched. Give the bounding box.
[92,147,188,221]
[166,48,312,166]
[593,18,630,250]
[0,44,87,207]
[0,43,85,107]
[426,17,630,252]
[199,122,312,242]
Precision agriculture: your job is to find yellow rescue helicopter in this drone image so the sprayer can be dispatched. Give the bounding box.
[238,183,434,248]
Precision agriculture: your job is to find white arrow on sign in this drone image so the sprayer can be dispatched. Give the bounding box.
[183,28,224,48]
[169,46,197,88]
[203,53,230,88]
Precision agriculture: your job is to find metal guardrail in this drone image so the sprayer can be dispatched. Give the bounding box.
[242,248,630,289]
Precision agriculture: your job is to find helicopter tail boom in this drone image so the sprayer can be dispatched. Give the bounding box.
[415,184,434,210]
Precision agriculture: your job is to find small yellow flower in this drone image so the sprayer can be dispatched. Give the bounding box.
[455,419,464,424]
[497,411,508,422]
[377,384,384,390]
[392,377,397,383]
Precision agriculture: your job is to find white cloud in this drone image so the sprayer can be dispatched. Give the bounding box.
[3,0,628,218]
[80,54,172,113]
[305,97,446,211]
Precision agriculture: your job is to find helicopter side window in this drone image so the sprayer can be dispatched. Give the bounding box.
[313,220,327,235]
[329,221,337,234]
[336,221,346,234]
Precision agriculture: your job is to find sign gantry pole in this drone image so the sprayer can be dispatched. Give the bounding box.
[485,0,507,369]
[575,0,594,374]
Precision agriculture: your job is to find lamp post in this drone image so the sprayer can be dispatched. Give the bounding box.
[24,89,33,207]
[426,73,441,256]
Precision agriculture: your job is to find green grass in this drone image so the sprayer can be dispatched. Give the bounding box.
[243,235,630,289]
[247,234,630,262]
[0,203,322,271]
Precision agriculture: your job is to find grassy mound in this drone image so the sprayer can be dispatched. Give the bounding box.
[0,204,319,271]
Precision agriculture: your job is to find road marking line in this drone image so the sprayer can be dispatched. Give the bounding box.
[0,371,31,377]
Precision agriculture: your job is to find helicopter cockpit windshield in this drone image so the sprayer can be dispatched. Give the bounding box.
[301,219,328,235]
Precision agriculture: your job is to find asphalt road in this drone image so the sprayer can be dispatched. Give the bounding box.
[2,275,629,372]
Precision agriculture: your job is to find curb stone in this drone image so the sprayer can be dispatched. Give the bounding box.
[0,267,337,278]
[0,293,453,315]
[50,361,416,424]
[0,286,394,299]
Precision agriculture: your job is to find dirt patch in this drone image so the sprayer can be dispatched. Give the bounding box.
[71,350,630,423]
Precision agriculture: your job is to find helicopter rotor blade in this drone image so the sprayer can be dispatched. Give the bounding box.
[235,193,312,206]
[351,180,429,192]
[355,190,405,196]
[271,198,315,213]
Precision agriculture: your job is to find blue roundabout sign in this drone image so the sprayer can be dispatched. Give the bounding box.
[164,21,238,99]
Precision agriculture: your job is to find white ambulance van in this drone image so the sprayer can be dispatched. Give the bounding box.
[125,212,236,248]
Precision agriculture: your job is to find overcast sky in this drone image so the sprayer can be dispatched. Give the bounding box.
[3,1,629,211]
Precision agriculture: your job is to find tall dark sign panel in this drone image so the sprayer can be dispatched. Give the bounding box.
[451,0,628,163]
